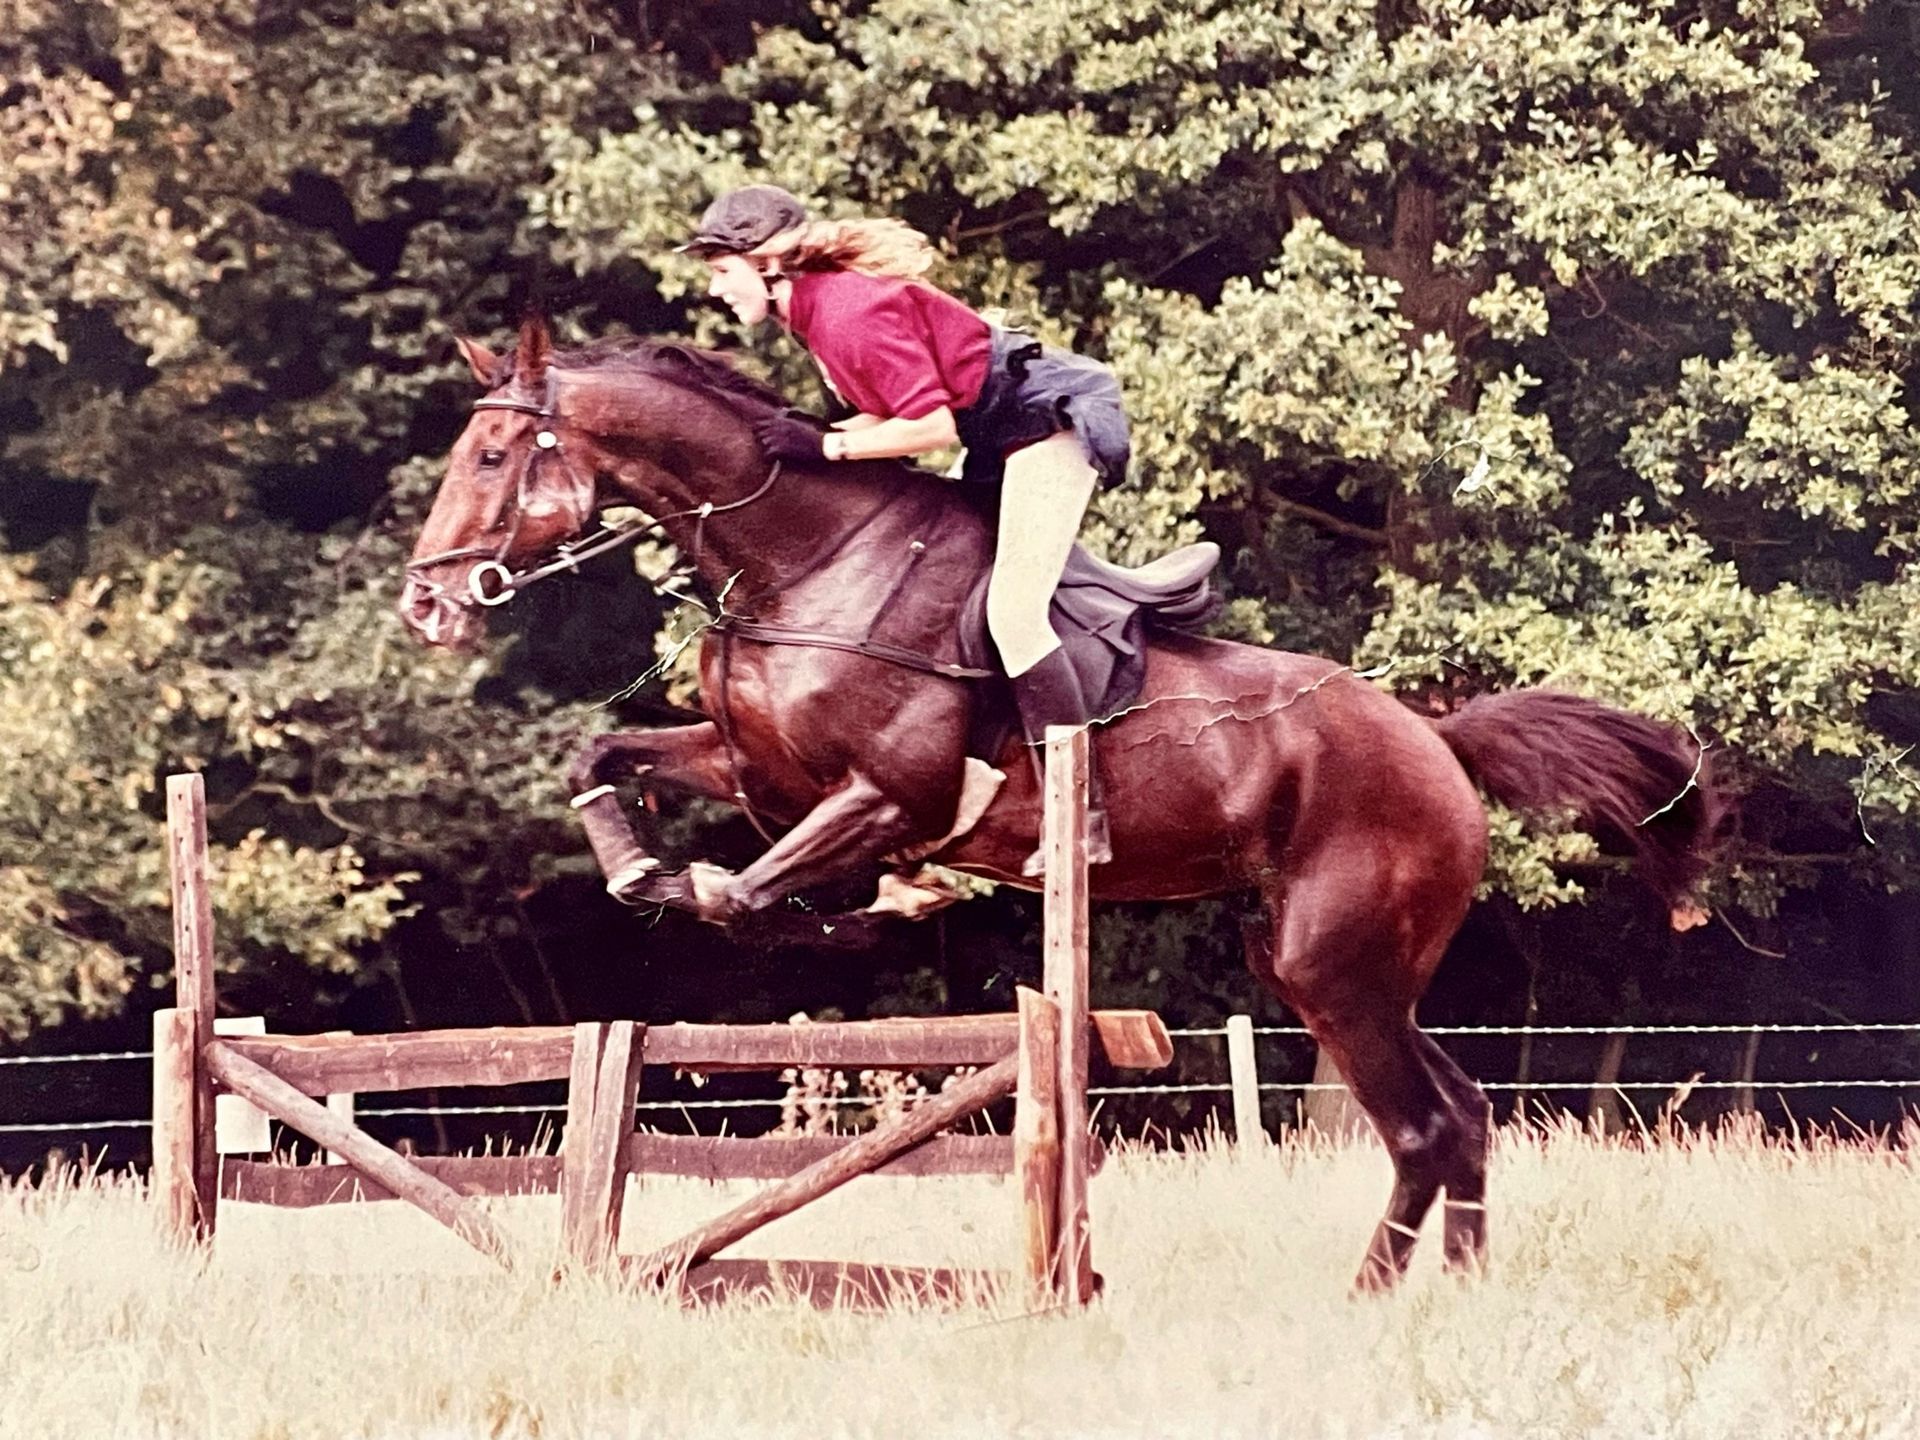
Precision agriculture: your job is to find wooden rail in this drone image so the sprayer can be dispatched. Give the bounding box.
[219,1134,1115,1208]
[214,1010,1169,1096]
[205,1039,513,1266]
[627,1052,1023,1286]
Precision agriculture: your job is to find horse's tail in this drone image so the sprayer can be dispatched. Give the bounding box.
[1429,690,1727,905]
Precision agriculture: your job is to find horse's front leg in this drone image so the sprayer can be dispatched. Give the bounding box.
[689,771,922,925]
[566,724,738,904]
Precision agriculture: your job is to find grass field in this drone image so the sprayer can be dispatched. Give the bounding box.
[3,1119,1917,1440]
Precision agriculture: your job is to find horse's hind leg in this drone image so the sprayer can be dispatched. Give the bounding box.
[1319,1012,1462,1291]
[1417,1031,1492,1271]
[1246,868,1480,1292]
[699,771,924,924]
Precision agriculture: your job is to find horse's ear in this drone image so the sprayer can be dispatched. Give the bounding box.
[454,335,499,386]
[515,312,552,387]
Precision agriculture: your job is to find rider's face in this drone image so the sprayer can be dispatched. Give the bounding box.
[707,254,775,326]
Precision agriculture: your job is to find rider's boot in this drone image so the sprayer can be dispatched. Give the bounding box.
[1011,646,1113,877]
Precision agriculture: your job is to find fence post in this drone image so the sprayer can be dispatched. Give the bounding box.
[324,1031,355,1164]
[1302,1048,1368,1140]
[1014,987,1062,1300]
[1226,1014,1264,1148]
[213,1017,270,1154]
[1733,1028,1762,1116]
[1043,725,1095,1304]
[164,773,219,1239]
[560,1021,644,1272]
[150,1008,199,1246]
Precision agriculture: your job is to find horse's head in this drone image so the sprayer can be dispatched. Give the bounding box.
[401,315,601,650]
[404,317,880,651]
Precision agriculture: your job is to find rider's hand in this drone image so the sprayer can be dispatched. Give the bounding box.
[752,410,829,465]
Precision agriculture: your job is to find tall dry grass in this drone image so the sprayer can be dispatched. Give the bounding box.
[2,1119,1916,1440]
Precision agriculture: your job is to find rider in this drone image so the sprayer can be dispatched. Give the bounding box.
[680,183,1126,873]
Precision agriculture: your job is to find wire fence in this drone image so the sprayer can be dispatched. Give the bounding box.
[4,1021,1918,1138]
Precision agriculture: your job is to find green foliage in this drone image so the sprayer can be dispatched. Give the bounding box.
[1,0,676,1033]
[5,0,1920,1042]
[0,560,416,1036]
[1477,804,1602,910]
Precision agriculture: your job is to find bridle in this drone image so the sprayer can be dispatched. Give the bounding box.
[403,368,782,612]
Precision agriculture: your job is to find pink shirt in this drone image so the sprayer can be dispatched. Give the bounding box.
[783,270,992,420]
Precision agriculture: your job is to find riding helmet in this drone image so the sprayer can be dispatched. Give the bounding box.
[677,185,810,257]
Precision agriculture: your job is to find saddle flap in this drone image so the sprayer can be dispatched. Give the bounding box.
[1062,541,1221,601]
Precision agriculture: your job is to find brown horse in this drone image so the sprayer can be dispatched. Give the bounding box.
[402,316,1723,1290]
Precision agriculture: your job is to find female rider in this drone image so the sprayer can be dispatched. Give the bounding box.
[680,184,1124,874]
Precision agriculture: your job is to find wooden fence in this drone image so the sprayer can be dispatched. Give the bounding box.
[151,728,1171,1306]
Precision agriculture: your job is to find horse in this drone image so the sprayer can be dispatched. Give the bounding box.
[401,315,1724,1291]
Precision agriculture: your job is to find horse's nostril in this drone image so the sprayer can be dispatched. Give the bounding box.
[398,581,442,632]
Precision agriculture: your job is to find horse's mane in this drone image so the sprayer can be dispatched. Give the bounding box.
[493,337,788,418]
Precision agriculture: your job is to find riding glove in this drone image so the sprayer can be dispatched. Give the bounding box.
[752,411,830,464]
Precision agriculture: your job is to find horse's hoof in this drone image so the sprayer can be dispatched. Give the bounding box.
[608,862,686,910]
[686,861,746,923]
[606,856,661,893]
[1351,1261,1402,1297]
[864,868,965,920]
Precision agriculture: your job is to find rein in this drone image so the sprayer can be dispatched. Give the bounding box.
[705,486,993,680]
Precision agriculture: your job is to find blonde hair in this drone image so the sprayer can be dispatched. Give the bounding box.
[752,218,937,280]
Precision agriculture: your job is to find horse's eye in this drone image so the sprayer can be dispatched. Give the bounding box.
[478,449,506,468]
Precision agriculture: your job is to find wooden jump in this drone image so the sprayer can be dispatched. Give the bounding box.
[151,727,1169,1306]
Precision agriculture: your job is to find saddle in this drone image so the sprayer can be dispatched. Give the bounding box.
[958,540,1222,758]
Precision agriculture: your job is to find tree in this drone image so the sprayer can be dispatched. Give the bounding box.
[0,0,683,1035]
[5,0,1919,1087]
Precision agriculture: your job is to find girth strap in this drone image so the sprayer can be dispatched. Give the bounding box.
[708,615,995,681]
